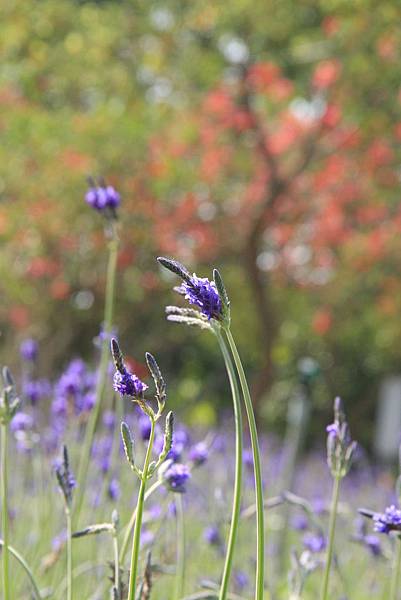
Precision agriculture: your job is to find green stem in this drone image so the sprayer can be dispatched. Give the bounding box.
[74,229,119,523]
[1,424,10,600]
[113,530,120,598]
[390,536,401,600]
[127,418,156,600]
[0,539,41,600]
[66,508,73,600]
[320,475,341,600]
[120,479,163,563]
[224,328,265,600]
[215,329,243,600]
[174,494,186,600]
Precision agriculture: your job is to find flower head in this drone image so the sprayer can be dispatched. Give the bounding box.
[176,275,222,321]
[162,462,191,493]
[189,441,209,466]
[157,257,226,322]
[372,505,401,534]
[113,370,148,398]
[20,338,38,362]
[85,178,120,216]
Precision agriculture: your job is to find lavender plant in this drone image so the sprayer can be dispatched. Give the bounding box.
[74,178,121,523]
[0,367,21,600]
[321,397,356,600]
[157,257,265,600]
[111,338,173,600]
[55,445,76,600]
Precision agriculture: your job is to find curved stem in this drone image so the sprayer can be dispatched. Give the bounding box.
[1,424,10,600]
[174,494,186,600]
[320,475,341,600]
[127,418,156,600]
[120,479,163,563]
[0,539,41,600]
[74,230,119,523]
[113,530,120,597]
[390,536,401,600]
[224,328,265,600]
[66,508,73,600]
[215,329,243,600]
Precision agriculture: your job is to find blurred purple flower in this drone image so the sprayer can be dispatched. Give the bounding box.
[20,338,38,361]
[163,463,191,493]
[10,412,34,432]
[108,478,120,501]
[302,533,326,553]
[85,182,120,212]
[189,441,209,466]
[373,505,401,534]
[203,525,221,546]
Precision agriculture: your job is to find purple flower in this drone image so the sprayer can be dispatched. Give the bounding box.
[373,505,401,534]
[20,338,38,361]
[204,525,221,546]
[291,514,308,531]
[189,441,209,466]
[10,412,34,432]
[108,478,120,501]
[234,570,249,590]
[85,182,120,213]
[23,378,50,405]
[113,370,148,398]
[302,533,326,553]
[163,463,191,493]
[176,275,222,320]
[103,410,116,431]
[139,414,152,440]
[140,529,155,547]
[364,534,382,556]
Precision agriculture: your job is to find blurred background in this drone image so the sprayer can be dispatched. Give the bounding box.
[2,0,401,452]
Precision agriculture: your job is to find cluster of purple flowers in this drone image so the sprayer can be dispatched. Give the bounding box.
[113,369,148,398]
[85,181,120,213]
[176,275,222,321]
[372,505,401,534]
[52,359,96,417]
[162,462,191,493]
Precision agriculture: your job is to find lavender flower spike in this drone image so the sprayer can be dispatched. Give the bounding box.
[157,257,227,322]
[111,338,148,399]
[360,506,401,535]
[85,176,120,217]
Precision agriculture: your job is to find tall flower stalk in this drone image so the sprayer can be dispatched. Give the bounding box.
[55,445,76,600]
[74,181,120,522]
[157,257,264,600]
[0,367,21,600]
[321,397,356,600]
[111,338,173,600]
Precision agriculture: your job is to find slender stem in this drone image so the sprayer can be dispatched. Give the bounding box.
[390,536,401,600]
[1,424,10,600]
[320,475,341,600]
[224,328,265,600]
[74,229,119,523]
[0,539,41,600]
[66,508,73,600]
[174,494,186,600]
[113,530,120,597]
[127,418,156,600]
[215,329,243,600]
[120,479,163,563]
